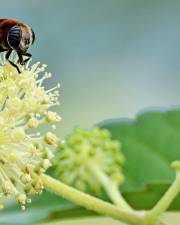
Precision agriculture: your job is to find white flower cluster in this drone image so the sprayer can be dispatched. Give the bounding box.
[0,57,61,209]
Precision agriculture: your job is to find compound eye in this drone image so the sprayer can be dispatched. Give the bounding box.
[7,25,21,49]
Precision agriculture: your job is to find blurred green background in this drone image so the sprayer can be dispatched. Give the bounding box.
[2,0,180,224]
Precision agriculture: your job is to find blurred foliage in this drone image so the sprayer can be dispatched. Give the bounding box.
[100,108,180,191]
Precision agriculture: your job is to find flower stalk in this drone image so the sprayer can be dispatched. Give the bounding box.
[43,168,179,225]
[145,161,180,225]
[87,162,133,211]
[42,174,145,225]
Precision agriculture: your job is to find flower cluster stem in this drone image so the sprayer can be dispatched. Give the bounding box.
[145,171,180,225]
[42,174,145,225]
[87,162,133,211]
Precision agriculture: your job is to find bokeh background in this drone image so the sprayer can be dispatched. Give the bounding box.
[1,0,180,224]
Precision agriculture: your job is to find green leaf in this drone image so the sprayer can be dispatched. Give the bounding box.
[99,108,180,209]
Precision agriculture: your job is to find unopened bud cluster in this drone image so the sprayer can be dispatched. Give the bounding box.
[0,57,61,209]
[54,128,125,193]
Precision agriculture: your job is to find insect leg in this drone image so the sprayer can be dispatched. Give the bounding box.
[17,52,31,66]
[6,50,21,73]
[17,52,24,65]
[22,52,32,64]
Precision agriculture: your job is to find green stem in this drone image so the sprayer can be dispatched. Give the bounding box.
[87,162,133,211]
[145,172,180,225]
[42,174,146,225]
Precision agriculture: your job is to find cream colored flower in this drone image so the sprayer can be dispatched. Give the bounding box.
[0,56,60,209]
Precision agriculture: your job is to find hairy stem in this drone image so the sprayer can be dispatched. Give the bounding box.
[87,162,133,211]
[145,172,180,225]
[42,174,146,225]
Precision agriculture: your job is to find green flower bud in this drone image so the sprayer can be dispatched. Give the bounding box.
[54,128,125,193]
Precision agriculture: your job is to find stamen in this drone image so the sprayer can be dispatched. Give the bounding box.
[0,56,60,209]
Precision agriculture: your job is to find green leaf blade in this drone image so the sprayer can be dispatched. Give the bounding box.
[99,108,180,208]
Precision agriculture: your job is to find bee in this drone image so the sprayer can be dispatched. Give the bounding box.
[0,18,35,73]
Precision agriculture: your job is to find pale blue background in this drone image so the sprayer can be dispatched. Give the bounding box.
[1,0,180,135]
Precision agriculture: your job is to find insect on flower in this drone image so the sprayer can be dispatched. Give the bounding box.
[0,18,35,73]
